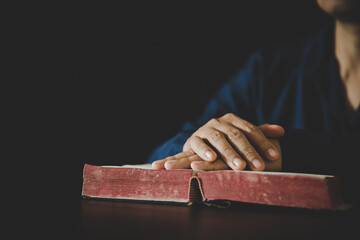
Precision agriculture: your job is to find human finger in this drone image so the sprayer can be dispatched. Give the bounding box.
[164,153,202,170]
[258,124,285,138]
[215,123,265,171]
[230,118,280,161]
[190,159,230,171]
[204,127,247,170]
[186,135,217,162]
[152,151,195,170]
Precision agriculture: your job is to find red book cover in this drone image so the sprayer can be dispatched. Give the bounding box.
[197,171,343,210]
[82,164,194,203]
[82,164,344,210]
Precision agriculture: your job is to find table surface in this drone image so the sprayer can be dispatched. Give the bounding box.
[80,200,359,240]
[32,185,359,240]
[29,182,360,240]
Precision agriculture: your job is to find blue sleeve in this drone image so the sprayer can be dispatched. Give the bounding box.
[148,52,263,163]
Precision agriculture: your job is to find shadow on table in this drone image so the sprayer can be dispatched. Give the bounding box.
[80,199,358,240]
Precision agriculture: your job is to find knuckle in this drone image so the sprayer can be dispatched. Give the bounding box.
[223,148,235,157]
[208,118,220,126]
[209,130,222,141]
[244,124,258,135]
[223,113,235,119]
[228,128,243,139]
[243,147,257,159]
[260,140,272,150]
[197,126,206,133]
[187,135,196,145]
[164,156,176,161]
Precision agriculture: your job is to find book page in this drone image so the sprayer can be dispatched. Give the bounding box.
[100,164,333,178]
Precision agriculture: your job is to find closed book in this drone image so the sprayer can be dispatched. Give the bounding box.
[82,164,344,210]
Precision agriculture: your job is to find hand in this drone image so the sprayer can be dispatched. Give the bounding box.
[152,113,284,171]
[152,137,281,171]
[192,137,282,171]
[152,150,229,171]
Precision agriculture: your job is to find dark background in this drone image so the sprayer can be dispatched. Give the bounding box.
[47,0,331,189]
[13,1,338,238]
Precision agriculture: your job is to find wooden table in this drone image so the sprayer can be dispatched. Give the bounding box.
[31,183,358,240]
[79,199,358,240]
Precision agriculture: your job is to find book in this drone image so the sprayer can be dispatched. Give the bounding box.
[81,163,344,210]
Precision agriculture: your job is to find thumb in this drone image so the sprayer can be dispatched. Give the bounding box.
[258,124,285,138]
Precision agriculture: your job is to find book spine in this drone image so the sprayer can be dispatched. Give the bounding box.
[188,177,205,203]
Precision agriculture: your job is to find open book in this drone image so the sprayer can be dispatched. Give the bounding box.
[82,164,344,210]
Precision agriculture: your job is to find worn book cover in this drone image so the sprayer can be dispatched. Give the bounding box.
[82,164,344,210]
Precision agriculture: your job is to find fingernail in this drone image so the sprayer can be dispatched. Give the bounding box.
[268,148,277,157]
[205,151,213,160]
[152,160,164,169]
[252,159,262,169]
[233,158,243,167]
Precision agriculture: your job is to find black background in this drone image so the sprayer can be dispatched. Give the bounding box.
[45,1,332,187]
[11,1,339,238]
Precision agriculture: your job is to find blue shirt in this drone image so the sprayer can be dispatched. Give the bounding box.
[148,23,360,178]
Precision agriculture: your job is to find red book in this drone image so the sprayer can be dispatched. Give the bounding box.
[82,164,344,210]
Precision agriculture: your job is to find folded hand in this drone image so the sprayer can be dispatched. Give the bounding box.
[152,113,284,171]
